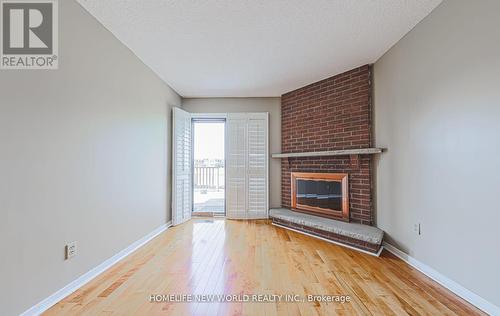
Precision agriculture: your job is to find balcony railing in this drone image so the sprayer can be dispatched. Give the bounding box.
[194,166,224,190]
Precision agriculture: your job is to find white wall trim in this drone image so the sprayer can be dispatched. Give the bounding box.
[20,222,172,316]
[190,112,227,119]
[383,242,500,315]
[272,222,383,257]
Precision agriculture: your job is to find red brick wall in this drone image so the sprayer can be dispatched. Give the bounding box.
[281,65,373,225]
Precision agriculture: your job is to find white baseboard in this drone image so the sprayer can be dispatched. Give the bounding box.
[20,221,172,316]
[383,242,499,316]
[272,222,383,257]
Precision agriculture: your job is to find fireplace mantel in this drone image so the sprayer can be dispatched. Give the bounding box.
[271,148,384,159]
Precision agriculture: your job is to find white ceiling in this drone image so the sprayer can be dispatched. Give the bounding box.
[77,0,442,97]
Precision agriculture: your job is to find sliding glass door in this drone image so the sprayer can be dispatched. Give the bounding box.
[192,120,225,215]
[172,108,268,223]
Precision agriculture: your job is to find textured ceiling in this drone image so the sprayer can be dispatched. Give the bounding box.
[77,0,442,97]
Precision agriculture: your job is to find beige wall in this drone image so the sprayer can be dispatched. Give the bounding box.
[183,98,281,208]
[374,0,500,309]
[0,1,181,315]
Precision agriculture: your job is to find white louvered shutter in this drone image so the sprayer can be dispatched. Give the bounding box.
[247,113,268,218]
[226,113,247,219]
[226,113,268,219]
[172,107,192,226]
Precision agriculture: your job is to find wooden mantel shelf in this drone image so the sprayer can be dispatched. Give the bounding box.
[271,148,384,159]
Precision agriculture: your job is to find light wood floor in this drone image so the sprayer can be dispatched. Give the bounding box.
[45,219,483,316]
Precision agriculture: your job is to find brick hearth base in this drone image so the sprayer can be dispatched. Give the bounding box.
[269,209,383,255]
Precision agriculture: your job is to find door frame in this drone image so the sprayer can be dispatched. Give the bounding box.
[191,113,227,216]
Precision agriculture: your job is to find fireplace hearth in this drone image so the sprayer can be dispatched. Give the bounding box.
[291,172,349,222]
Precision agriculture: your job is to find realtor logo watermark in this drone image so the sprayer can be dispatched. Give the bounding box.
[1,0,58,69]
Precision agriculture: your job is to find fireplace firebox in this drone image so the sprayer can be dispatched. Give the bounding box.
[291,172,349,221]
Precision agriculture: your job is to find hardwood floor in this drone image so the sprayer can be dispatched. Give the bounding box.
[45,219,484,315]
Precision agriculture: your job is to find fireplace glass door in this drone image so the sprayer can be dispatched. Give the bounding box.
[296,180,342,211]
[291,172,349,221]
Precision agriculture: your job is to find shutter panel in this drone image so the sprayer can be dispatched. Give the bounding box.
[226,113,247,219]
[226,113,268,219]
[247,113,268,218]
[172,107,192,225]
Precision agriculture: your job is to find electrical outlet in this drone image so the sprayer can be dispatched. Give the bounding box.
[65,241,77,260]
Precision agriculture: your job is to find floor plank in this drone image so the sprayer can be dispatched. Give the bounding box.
[44,219,485,316]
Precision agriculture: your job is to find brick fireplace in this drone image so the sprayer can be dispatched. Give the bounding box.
[281,65,373,225]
